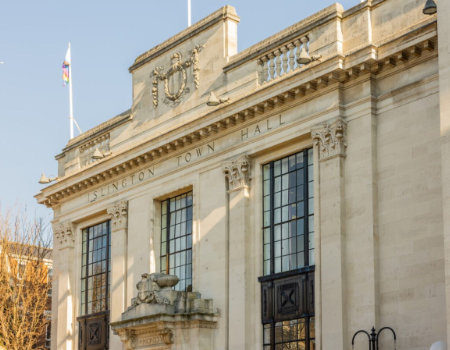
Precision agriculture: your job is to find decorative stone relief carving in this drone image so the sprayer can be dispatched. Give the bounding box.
[131,273,176,306]
[111,273,217,350]
[52,221,74,249]
[107,200,128,230]
[223,154,251,192]
[152,44,204,108]
[311,118,347,161]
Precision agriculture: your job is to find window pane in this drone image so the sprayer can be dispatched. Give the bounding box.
[262,149,314,276]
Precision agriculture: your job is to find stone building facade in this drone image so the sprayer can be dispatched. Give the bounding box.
[36,0,450,349]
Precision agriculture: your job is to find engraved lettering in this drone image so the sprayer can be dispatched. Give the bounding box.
[241,128,249,141]
[87,114,289,203]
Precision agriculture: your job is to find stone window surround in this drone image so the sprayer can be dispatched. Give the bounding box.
[152,184,196,290]
[159,191,194,292]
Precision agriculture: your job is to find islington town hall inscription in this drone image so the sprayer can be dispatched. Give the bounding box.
[87,114,286,203]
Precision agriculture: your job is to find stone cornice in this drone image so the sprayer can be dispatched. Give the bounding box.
[36,33,437,208]
[129,5,239,73]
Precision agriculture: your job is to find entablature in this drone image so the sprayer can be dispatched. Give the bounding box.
[35,26,437,209]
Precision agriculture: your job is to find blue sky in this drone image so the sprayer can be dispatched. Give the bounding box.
[0,0,359,222]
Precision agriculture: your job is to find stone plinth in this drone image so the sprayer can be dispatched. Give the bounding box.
[111,273,218,350]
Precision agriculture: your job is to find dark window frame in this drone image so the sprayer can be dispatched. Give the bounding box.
[263,148,314,276]
[261,149,315,350]
[160,191,193,292]
[80,221,111,316]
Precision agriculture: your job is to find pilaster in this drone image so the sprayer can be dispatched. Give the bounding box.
[438,0,450,345]
[312,118,347,350]
[52,221,75,350]
[107,200,129,349]
[343,81,379,343]
[223,155,251,349]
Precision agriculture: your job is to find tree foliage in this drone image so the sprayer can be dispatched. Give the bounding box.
[0,211,51,350]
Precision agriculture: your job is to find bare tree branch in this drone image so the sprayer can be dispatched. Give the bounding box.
[0,210,51,350]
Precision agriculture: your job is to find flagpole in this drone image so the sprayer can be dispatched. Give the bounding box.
[188,0,191,26]
[68,42,74,139]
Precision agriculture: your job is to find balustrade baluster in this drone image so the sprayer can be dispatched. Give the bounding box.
[294,39,302,69]
[281,47,288,75]
[288,43,295,72]
[257,58,264,84]
[275,49,282,78]
[268,53,275,80]
[262,56,269,83]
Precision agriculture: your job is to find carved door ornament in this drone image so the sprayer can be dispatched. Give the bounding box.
[152,44,204,108]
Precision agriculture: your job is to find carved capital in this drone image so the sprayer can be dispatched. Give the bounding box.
[223,155,251,192]
[311,118,347,161]
[107,200,128,230]
[52,221,74,249]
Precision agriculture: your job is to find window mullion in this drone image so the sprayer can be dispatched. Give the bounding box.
[166,202,170,274]
[270,162,275,276]
[306,317,310,350]
[106,221,110,311]
[304,149,309,267]
[85,231,89,316]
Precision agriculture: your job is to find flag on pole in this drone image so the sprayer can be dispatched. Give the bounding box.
[62,46,71,86]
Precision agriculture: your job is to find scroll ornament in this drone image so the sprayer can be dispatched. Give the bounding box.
[152,44,204,108]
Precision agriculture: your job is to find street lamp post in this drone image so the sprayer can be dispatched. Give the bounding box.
[351,326,397,350]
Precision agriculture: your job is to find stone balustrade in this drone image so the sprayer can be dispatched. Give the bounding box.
[257,35,314,84]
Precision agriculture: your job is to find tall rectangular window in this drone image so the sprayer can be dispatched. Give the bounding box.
[81,221,111,316]
[262,149,314,275]
[160,191,193,292]
[260,149,315,350]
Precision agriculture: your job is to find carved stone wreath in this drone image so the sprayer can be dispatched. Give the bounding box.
[152,44,204,108]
